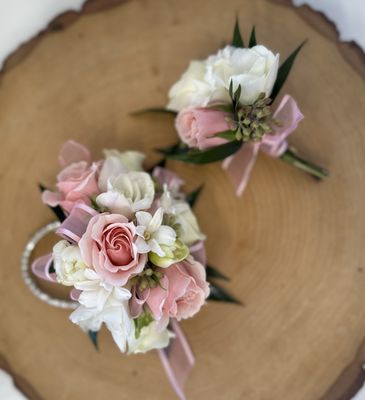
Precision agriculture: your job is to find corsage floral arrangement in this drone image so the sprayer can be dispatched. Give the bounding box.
[136,21,328,196]
[27,140,237,399]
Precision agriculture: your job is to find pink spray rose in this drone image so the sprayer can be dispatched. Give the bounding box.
[42,140,101,214]
[146,256,209,321]
[175,107,231,150]
[79,213,146,286]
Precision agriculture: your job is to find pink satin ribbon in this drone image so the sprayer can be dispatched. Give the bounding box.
[57,203,98,243]
[32,253,57,282]
[158,320,195,400]
[222,94,304,196]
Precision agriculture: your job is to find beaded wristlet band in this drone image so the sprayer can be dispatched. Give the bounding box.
[21,221,77,309]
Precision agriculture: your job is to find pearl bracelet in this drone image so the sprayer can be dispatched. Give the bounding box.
[20,221,78,309]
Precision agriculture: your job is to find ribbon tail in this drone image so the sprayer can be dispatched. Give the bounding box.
[31,253,57,282]
[222,143,260,197]
[158,320,195,400]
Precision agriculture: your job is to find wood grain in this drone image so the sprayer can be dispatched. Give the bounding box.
[0,1,364,399]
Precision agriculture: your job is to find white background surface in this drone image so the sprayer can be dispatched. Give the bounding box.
[0,0,86,68]
[0,369,27,400]
[293,0,365,52]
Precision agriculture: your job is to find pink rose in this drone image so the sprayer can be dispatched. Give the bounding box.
[175,107,231,150]
[42,141,101,213]
[79,213,146,285]
[146,256,209,321]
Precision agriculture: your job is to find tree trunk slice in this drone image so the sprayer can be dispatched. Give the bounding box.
[0,1,364,400]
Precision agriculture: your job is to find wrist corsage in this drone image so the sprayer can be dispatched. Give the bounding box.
[136,20,328,196]
[21,140,238,399]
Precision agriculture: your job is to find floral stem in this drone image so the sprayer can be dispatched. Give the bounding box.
[280,148,328,180]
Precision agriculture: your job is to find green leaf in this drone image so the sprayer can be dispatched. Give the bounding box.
[248,26,257,47]
[88,330,99,350]
[205,103,234,113]
[270,40,307,102]
[208,282,242,305]
[156,142,187,156]
[206,265,229,281]
[234,84,241,103]
[214,130,237,141]
[232,17,244,48]
[165,140,242,164]
[186,184,204,208]
[130,107,177,117]
[229,79,233,98]
[38,183,66,222]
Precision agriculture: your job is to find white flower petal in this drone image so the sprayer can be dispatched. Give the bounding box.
[128,321,173,354]
[96,191,132,217]
[149,238,165,257]
[136,211,152,227]
[135,225,146,237]
[99,156,128,192]
[135,236,151,254]
[154,225,176,246]
[148,207,163,233]
[113,287,132,301]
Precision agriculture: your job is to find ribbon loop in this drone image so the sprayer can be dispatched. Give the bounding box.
[57,203,98,243]
[31,253,57,282]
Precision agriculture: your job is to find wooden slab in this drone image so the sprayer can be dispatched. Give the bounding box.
[0,1,364,399]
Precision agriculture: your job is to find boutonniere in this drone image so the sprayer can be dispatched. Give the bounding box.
[135,20,328,196]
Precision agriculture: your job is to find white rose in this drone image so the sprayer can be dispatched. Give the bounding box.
[96,171,155,218]
[167,45,279,111]
[52,240,87,286]
[128,321,173,354]
[167,61,212,112]
[99,149,145,191]
[161,188,205,246]
[70,268,133,353]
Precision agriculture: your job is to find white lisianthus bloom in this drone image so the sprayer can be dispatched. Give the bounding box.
[135,208,176,257]
[70,268,133,353]
[52,240,87,286]
[128,320,174,354]
[167,45,279,111]
[167,60,212,112]
[161,187,206,246]
[96,171,155,218]
[99,149,145,191]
